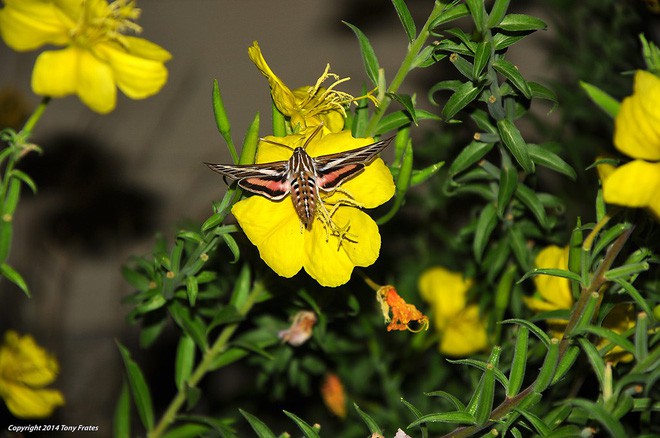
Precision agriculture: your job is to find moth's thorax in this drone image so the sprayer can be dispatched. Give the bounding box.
[289,147,319,229]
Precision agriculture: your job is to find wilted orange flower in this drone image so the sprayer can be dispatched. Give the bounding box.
[278,310,317,346]
[320,373,346,419]
[377,285,429,332]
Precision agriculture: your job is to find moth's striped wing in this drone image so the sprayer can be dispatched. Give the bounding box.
[313,137,393,191]
[205,161,291,200]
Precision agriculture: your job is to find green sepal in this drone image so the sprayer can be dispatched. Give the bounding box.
[212,79,238,163]
[240,113,260,165]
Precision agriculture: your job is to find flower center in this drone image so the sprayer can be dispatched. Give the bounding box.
[69,0,142,49]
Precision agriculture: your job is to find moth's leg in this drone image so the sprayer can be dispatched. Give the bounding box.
[315,195,358,249]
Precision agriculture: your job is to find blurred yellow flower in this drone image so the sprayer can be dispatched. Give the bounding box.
[248,41,375,132]
[600,70,660,219]
[522,245,573,338]
[0,0,170,113]
[232,129,394,287]
[0,331,64,418]
[523,245,635,364]
[419,267,488,357]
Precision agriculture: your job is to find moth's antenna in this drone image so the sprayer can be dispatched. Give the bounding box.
[258,122,325,150]
[302,123,324,150]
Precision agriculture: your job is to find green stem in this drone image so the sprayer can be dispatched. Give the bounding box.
[21,96,51,136]
[364,2,445,137]
[148,282,264,438]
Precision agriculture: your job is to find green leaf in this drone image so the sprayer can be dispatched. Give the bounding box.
[161,424,211,438]
[493,58,532,98]
[400,397,424,418]
[0,262,29,297]
[519,268,583,286]
[486,0,510,28]
[514,409,551,436]
[508,226,530,270]
[10,169,38,194]
[568,399,626,437]
[529,81,557,105]
[534,339,559,392]
[408,411,476,428]
[3,178,21,215]
[614,278,653,319]
[410,161,444,186]
[501,319,551,348]
[473,41,490,78]
[552,344,580,384]
[466,0,487,31]
[493,32,526,50]
[430,3,470,28]
[230,264,251,311]
[185,276,198,307]
[474,347,501,425]
[449,141,494,176]
[353,403,383,435]
[283,410,320,438]
[507,326,528,397]
[411,45,442,69]
[220,232,240,264]
[343,21,380,86]
[175,335,196,390]
[577,338,605,387]
[425,391,466,411]
[378,139,412,224]
[580,81,620,118]
[527,144,576,180]
[604,262,649,281]
[386,92,417,124]
[581,326,635,356]
[374,109,440,135]
[446,357,509,390]
[442,81,482,120]
[497,119,534,173]
[473,202,497,263]
[449,54,476,80]
[352,85,370,137]
[391,0,416,42]
[497,153,518,217]
[116,341,154,431]
[0,217,12,262]
[239,409,277,438]
[113,381,131,438]
[497,13,547,31]
[515,184,548,228]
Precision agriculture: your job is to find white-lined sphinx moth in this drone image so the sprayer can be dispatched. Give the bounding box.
[205,133,393,229]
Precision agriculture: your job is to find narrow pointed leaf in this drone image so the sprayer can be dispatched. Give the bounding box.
[581,326,635,356]
[425,391,467,411]
[0,262,29,297]
[473,202,497,263]
[514,409,551,436]
[519,268,583,286]
[497,155,518,217]
[113,381,131,438]
[527,144,576,180]
[474,347,501,425]
[569,399,626,437]
[240,113,260,165]
[391,0,416,42]
[407,411,476,428]
[343,22,380,86]
[430,3,470,28]
[487,0,510,27]
[507,326,528,397]
[239,409,277,438]
[501,319,551,348]
[283,410,320,438]
[493,58,532,98]
[497,119,534,173]
[175,335,196,390]
[552,344,580,384]
[354,403,383,435]
[116,341,154,431]
[580,81,620,118]
[497,14,547,31]
[515,184,548,228]
[534,339,559,392]
[442,82,482,120]
[473,41,490,77]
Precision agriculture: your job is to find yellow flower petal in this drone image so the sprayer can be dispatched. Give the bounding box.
[614,70,660,161]
[303,206,381,287]
[248,41,297,116]
[232,196,305,278]
[532,245,573,310]
[439,305,489,357]
[97,40,169,99]
[0,0,70,51]
[123,36,173,62]
[2,384,64,419]
[418,266,472,316]
[602,160,660,219]
[32,47,117,113]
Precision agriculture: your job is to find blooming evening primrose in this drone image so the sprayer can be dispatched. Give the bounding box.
[524,245,635,364]
[0,0,171,113]
[601,70,660,219]
[248,41,376,133]
[0,331,64,418]
[419,267,488,357]
[232,128,395,287]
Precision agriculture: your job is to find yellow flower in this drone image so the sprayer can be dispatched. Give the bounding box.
[248,41,374,133]
[523,245,573,337]
[0,0,171,113]
[419,267,488,357]
[232,128,394,287]
[524,245,636,364]
[0,331,64,418]
[601,70,660,219]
